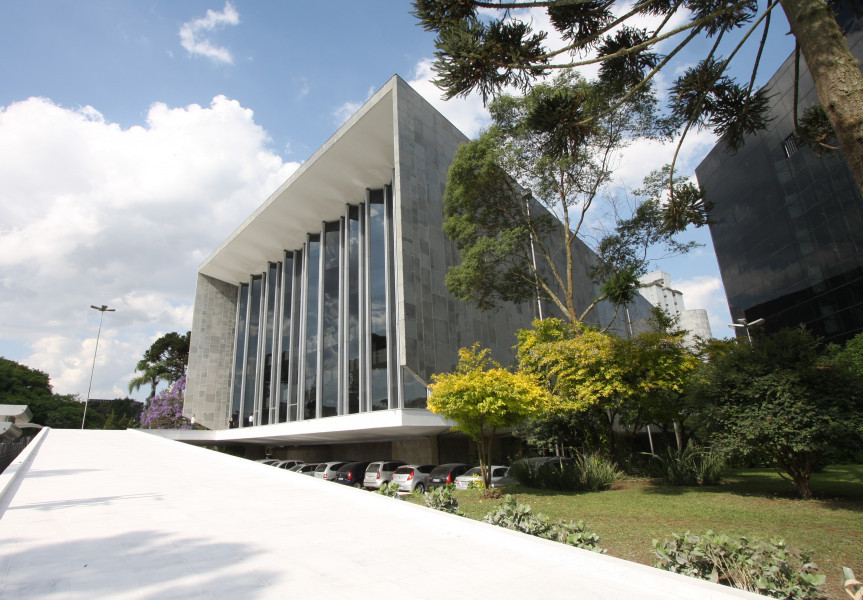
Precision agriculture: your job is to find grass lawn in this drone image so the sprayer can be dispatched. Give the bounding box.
[409,465,862,600]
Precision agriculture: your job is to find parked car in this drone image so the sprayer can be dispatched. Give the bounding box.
[363,460,406,489]
[254,458,280,466]
[392,464,436,493]
[454,466,513,490]
[314,461,349,481]
[333,461,373,488]
[275,459,305,470]
[427,463,472,489]
[291,463,319,476]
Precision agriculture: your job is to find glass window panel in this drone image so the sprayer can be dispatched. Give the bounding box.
[402,368,428,409]
[303,236,321,420]
[321,221,341,417]
[279,252,295,422]
[261,263,279,426]
[368,191,388,411]
[230,283,248,429]
[242,275,262,427]
[347,205,362,414]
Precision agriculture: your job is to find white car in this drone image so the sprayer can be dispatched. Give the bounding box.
[454,466,513,490]
[392,464,436,493]
[363,460,405,489]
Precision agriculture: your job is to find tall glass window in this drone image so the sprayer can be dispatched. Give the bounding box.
[346,205,362,413]
[321,221,342,417]
[278,251,297,422]
[230,283,249,428]
[261,262,279,426]
[242,275,263,427]
[402,368,428,409]
[368,190,389,411]
[303,235,321,420]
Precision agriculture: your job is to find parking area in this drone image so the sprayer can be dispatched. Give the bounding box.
[0,429,761,599]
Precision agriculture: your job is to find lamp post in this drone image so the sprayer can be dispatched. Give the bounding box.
[81,304,115,429]
[728,317,765,344]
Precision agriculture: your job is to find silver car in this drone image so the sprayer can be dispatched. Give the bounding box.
[392,464,436,493]
[363,460,405,489]
[454,466,513,490]
[314,461,348,481]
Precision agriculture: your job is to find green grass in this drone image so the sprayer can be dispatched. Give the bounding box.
[411,466,863,600]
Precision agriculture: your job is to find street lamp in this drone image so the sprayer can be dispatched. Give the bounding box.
[728,317,765,344]
[81,304,115,429]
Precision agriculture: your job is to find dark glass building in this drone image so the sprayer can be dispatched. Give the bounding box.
[696,9,863,344]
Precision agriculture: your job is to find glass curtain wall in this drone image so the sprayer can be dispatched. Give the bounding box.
[230,186,411,426]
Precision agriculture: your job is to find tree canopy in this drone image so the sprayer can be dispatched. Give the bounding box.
[428,343,553,486]
[414,0,863,196]
[443,74,708,324]
[128,331,190,399]
[686,328,863,499]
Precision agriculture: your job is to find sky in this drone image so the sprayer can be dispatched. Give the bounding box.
[0,1,796,402]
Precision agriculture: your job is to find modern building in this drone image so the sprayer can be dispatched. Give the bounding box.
[696,8,863,344]
[636,271,712,347]
[183,75,652,462]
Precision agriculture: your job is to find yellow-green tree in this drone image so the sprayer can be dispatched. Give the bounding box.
[428,343,554,487]
[517,318,698,459]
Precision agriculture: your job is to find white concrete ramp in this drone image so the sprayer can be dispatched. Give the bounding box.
[0,429,761,599]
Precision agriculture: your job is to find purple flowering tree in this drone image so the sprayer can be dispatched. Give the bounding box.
[140,376,192,430]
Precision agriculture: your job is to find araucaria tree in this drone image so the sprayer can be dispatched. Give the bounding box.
[687,328,863,499]
[414,0,863,196]
[428,344,553,487]
[442,73,706,325]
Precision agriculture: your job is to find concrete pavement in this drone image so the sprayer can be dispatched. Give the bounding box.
[0,428,762,599]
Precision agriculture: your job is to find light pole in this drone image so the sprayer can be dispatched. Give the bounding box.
[82,304,115,429]
[728,317,765,344]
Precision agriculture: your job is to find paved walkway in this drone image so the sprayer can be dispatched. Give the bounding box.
[0,429,761,599]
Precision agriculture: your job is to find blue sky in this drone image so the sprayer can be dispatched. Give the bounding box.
[0,1,795,401]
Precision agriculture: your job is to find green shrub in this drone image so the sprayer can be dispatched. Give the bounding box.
[482,495,604,553]
[510,454,620,492]
[651,446,728,486]
[424,483,462,515]
[377,481,403,498]
[653,531,825,599]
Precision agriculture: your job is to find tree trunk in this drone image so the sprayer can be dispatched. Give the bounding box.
[780,0,863,196]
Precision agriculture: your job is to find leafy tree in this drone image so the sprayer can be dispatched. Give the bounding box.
[442,73,706,324]
[139,376,192,430]
[687,328,863,499]
[515,409,606,457]
[829,330,863,378]
[428,344,553,486]
[128,331,191,399]
[517,318,698,460]
[414,0,863,196]
[0,356,53,404]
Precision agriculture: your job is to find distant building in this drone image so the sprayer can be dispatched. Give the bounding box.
[695,8,863,344]
[636,271,712,347]
[183,75,653,462]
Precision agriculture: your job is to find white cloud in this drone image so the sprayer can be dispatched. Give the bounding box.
[333,86,376,126]
[674,274,733,339]
[409,60,490,137]
[0,96,298,400]
[179,2,240,65]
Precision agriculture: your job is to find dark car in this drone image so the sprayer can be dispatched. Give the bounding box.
[332,461,372,488]
[427,463,472,489]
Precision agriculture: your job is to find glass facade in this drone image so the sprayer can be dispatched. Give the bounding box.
[227,185,427,427]
[697,11,863,344]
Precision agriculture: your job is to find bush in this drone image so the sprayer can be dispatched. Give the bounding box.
[510,454,621,492]
[651,446,728,486]
[653,531,825,599]
[377,481,403,499]
[424,483,462,515]
[483,495,604,553]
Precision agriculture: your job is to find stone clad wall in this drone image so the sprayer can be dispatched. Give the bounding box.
[185,274,238,429]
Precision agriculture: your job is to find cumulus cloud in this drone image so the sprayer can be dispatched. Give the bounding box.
[0,96,298,400]
[333,86,376,126]
[675,274,733,339]
[179,2,240,65]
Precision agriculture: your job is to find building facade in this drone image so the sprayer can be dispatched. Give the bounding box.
[636,271,712,347]
[696,9,863,344]
[183,76,651,461]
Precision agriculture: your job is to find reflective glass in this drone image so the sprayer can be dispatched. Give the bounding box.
[261,262,279,425]
[278,252,295,422]
[303,236,321,419]
[402,368,428,409]
[368,191,388,410]
[242,275,262,427]
[321,221,341,417]
[230,283,248,428]
[347,205,362,413]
